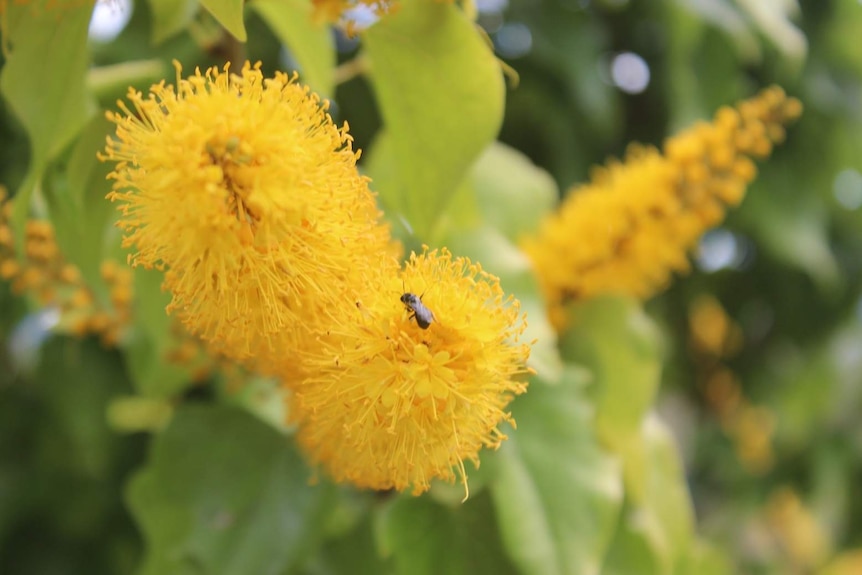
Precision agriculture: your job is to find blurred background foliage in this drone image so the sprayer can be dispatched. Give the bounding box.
[1,0,862,574]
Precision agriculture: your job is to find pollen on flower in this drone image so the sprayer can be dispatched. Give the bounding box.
[522,86,802,329]
[289,247,532,497]
[100,60,390,366]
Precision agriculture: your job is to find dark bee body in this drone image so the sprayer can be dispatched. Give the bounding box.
[400,292,434,329]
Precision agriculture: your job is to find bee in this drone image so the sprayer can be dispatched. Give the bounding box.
[400,291,435,329]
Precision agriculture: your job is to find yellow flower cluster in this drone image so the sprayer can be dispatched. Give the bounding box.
[100,62,532,496]
[101,61,391,368]
[0,190,130,346]
[688,295,775,474]
[292,248,531,496]
[523,86,802,328]
[0,189,222,379]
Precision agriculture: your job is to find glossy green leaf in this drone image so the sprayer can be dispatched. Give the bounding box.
[676,539,733,575]
[602,507,663,575]
[200,0,247,41]
[88,60,168,109]
[147,0,198,44]
[127,404,334,575]
[470,141,559,242]
[558,296,663,448]
[41,114,115,303]
[363,0,505,238]
[742,188,841,295]
[376,493,518,575]
[429,141,559,244]
[0,0,95,246]
[250,0,336,97]
[124,267,195,397]
[34,337,131,476]
[308,515,390,575]
[598,411,699,574]
[616,415,695,574]
[735,0,807,63]
[490,368,622,575]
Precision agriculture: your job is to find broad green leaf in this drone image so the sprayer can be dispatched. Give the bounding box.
[0,336,141,574]
[88,60,168,109]
[363,0,505,238]
[618,415,695,574]
[558,296,662,448]
[250,0,336,97]
[742,188,841,295]
[376,492,518,575]
[124,266,195,397]
[735,0,807,64]
[34,337,131,476]
[470,141,559,242]
[444,225,562,382]
[0,0,96,246]
[308,515,390,575]
[199,0,247,41]
[127,404,335,575]
[599,416,698,575]
[676,539,733,575]
[41,114,116,304]
[147,0,198,44]
[666,2,753,127]
[490,368,622,575]
[431,141,559,243]
[601,507,663,575]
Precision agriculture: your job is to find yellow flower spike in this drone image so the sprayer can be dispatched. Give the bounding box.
[291,247,532,498]
[522,86,802,329]
[100,61,390,365]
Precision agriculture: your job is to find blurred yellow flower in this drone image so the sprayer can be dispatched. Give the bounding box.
[291,247,532,497]
[688,294,743,359]
[523,86,802,329]
[0,190,131,346]
[101,61,389,366]
[765,487,831,569]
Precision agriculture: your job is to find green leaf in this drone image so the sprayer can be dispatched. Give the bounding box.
[558,296,663,449]
[0,0,96,246]
[428,141,559,244]
[601,508,663,575]
[88,60,168,109]
[250,0,336,97]
[742,188,841,295]
[490,368,622,575]
[308,514,390,575]
[376,492,518,575]
[363,0,505,239]
[34,337,132,476]
[469,141,559,242]
[735,0,807,64]
[618,415,695,574]
[676,539,733,575]
[41,114,116,303]
[602,418,698,575]
[124,267,194,397]
[199,0,247,41]
[559,297,696,574]
[147,0,198,44]
[127,404,335,575]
